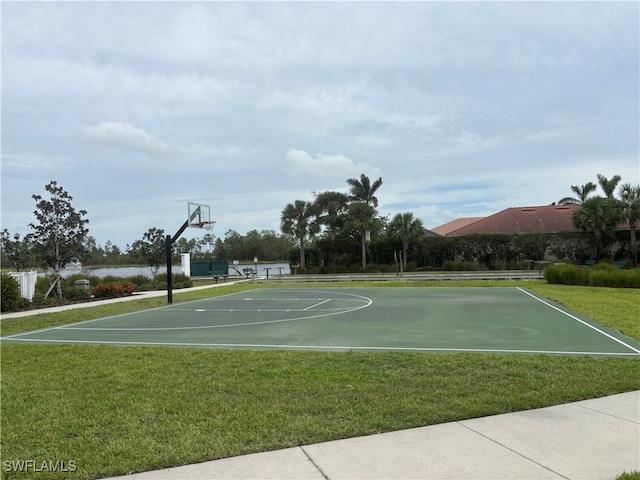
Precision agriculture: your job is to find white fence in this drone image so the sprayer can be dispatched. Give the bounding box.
[9,271,38,301]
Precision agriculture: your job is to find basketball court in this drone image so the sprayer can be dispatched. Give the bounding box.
[3,287,639,356]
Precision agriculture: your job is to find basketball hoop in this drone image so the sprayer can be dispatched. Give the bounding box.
[198,221,216,232]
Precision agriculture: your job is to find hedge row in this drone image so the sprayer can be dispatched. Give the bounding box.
[544,263,640,288]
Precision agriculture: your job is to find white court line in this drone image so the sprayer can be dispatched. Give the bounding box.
[304,299,331,311]
[0,289,251,340]
[3,337,639,356]
[42,291,372,331]
[516,287,640,355]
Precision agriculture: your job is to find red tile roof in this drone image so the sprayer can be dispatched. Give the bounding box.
[447,205,581,236]
[431,217,485,236]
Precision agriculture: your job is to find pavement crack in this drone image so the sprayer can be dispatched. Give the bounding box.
[458,422,571,480]
[299,446,330,480]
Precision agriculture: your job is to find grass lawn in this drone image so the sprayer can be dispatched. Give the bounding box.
[1,280,639,479]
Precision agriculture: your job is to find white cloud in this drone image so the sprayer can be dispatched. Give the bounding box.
[83,122,169,157]
[286,149,381,180]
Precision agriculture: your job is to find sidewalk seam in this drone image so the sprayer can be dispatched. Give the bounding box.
[457,422,570,480]
[299,446,330,480]
[573,403,640,425]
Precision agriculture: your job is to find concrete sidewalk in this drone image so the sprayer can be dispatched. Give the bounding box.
[109,391,639,480]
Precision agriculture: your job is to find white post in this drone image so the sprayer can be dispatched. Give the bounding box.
[181,253,191,277]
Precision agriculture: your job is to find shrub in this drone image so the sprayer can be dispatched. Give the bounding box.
[92,282,136,298]
[544,265,563,284]
[35,276,52,296]
[63,287,91,301]
[559,264,588,285]
[592,262,618,273]
[442,261,480,271]
[1,273,21,312]
[125,274,150,286]
[101,275,123,284]
[546,264,640,288]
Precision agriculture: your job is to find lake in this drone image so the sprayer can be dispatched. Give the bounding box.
[53,262,291,278]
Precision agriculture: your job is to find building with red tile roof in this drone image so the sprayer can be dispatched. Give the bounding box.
[445,205,581,236]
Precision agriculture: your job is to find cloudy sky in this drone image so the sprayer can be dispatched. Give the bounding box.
[2,1,638,250]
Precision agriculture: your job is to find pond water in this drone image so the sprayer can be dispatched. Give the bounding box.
[52,262,291,279]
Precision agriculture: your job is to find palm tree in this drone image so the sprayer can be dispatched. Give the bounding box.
[347,174,383,207]
[572,196,623,260]
[597,174,622,199]
[280,200,320,269]
[558,182,597,205]
[619,183,640,266]
[346,174,383,269]
[389,212,425,268]
[314,191,350,242]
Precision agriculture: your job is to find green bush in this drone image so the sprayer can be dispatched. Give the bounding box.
[544,265,562,284]
[559,264,589,285]
[545,264,640,288]
[125,274,150,286]
[592,262,618,273]
[63,287,91,301]
[35,276,52,296]
[1,273,21,312]
[92,282,136,298]
[442,261,480,271]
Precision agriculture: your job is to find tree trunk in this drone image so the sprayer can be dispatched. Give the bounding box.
[299,239,306,269]
[631,222,637,267]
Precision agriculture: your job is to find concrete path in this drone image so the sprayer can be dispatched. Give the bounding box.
[107,391,639,480]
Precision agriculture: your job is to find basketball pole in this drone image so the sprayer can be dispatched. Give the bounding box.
[166,207,202,304]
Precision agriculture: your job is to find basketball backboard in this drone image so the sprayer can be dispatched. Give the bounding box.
[187,202,212,229]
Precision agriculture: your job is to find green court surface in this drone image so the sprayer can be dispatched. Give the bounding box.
[3,287,639,356]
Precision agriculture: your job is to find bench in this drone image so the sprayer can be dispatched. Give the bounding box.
[242,268,254,278]
[582,260,596,267]
[210,270,229,283]
[613,261,626,269]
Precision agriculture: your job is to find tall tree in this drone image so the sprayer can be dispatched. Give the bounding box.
[280,200,320,269]
[347,174,383,207]
[346,174,383,269]
[572,196,623,260]
[1,230,33,271]
[27,181,90,298]
[618,183,640,266]
[388,212,425,268]
[558,182,597,205]
[128,227,166,277]
[314,191,350,241]
[597,174,622,199]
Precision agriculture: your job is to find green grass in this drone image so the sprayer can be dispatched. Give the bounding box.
[617,472,640,480]
[2,346,639,479]
[2,280,639,479]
